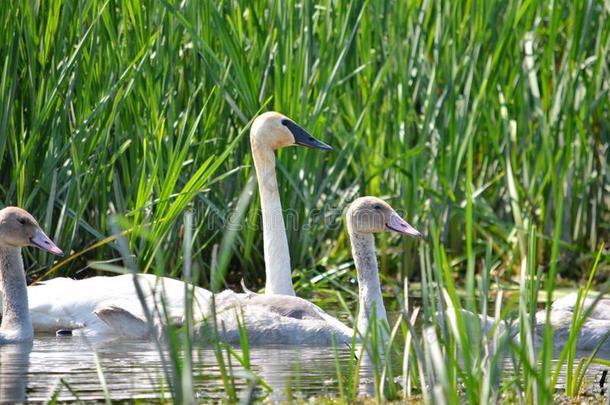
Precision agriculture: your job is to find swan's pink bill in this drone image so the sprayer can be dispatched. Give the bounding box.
[30,228,63,256]
[386,212,421,237]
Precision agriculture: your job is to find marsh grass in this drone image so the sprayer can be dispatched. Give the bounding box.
[1,0,607,289]
[380,229,610,404]
[1,0,609,402]
[103,211,271,404]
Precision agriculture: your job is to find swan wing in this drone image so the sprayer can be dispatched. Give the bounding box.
[551,293,610,320]
[94,306,150,339]
[196,293,354,345]
[244,295,326,320]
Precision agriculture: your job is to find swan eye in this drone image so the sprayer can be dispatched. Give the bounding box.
[373,204,382,210]
[280,119,290,126]
[17,218,27,225]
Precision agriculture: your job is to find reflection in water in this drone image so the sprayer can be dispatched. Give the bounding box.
[249,345,355,402]
[359,350,378,397]
[1,335,609,401]
[0,342,32,403]
[9,336,362,402]
[26,337,168,401]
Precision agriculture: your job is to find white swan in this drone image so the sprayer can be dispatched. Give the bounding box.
[251,111,332,295]
[79,196,421,344]
[186,196,422,345]
[538,293,610,351]
[0,207,63,343]
[548,292,610,321]
[0,112,331,337]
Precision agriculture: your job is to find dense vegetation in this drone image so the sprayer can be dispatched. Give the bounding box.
[1,0,608,294]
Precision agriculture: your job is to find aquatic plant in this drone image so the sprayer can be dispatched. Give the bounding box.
[0,0,607,289]
[1,0,609,402]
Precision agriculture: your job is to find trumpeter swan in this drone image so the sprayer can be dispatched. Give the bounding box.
[187,196,422,344]
[0,112,331,337]
[0,207,63,343]
[78,197,421,344]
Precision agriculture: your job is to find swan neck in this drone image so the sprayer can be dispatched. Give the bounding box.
[348,231,388,336]
[0,247,32,342]
[251,143,294,296]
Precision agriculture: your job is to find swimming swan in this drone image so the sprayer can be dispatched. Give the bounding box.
[80,197,421,344]
[0,207,63,343]
[23,273,212,337]
[0,112,331,336]
[538,293,610,351]
[188,196,422,345]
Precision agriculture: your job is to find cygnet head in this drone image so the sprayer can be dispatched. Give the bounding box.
[347,197,421,237]
[0,207,63,255]
[250,111,332,151]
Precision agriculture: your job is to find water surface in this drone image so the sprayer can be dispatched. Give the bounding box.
[1,336,368,402]
[2,315,610,402]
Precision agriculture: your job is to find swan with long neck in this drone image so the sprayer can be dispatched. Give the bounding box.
[250,112,332,296]
[347,197,421,335]
[0,112,331,337]
[0,207,62,343]
[64,197,420,344]
[193,196,421,344]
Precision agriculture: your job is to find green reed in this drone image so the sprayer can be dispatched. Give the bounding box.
[0,0,607,291]
[2,0,609,402]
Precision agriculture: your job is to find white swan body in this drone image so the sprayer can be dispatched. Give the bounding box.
[198,291,354,345]
[549,313,610,351]
[539,293,610,351]
[25,274,212,338]
[0,112,333,338]
[15,272,353,343]
[548,292,610,321]
[448,293,610,353]
[35,281,353,344]
[0,207,62,343]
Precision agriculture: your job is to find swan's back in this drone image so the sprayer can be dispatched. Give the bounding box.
[24,274,212,336]
[189,291,353,345]
[551,293,610,321]
[243,295,326,320]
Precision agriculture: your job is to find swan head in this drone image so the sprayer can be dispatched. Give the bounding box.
[0,207,63,255]
[250,111,332,151]
[347,197,421,237]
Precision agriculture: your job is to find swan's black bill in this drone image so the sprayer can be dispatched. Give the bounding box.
[282,119,332,151]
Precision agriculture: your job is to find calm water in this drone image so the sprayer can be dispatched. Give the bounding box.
[0,335,374,402]
[1,321,610,402]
